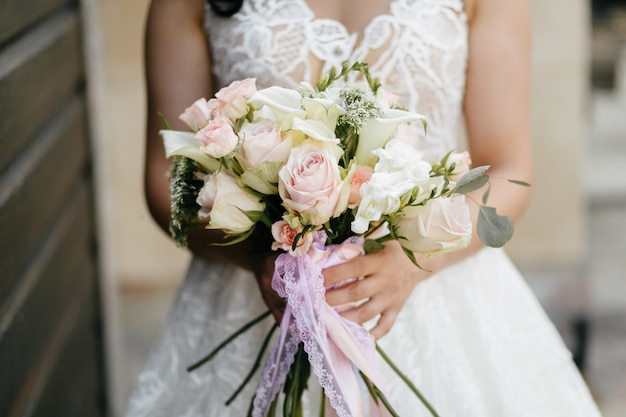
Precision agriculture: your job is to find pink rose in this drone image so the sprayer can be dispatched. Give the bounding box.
[239,121,292,168]
[447,151,472,182]
[195,117,239,158]
[179,98,212,131]
[348,165,373,207]
[278,143,344,225]
[397,195,472,256]
[271,220,313,256]
[215,78,257,120]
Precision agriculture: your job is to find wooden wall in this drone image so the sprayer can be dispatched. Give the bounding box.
[0,0,107,415]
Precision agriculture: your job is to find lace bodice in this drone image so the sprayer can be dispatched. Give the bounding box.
[204,0,468,159]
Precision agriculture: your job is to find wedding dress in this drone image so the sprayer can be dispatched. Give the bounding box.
[125,0,602,416]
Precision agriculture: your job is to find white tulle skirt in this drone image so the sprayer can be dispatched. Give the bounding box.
[125,248,602,417]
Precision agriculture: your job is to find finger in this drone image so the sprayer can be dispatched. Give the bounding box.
[324,275,380,307]
[369,308,398,340]
[339,297,386,326]
[323,255,372,287]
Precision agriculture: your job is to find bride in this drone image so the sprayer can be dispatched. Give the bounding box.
[128,0,602,415]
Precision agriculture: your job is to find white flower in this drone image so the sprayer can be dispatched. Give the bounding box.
[350,180,402,234]
[248,86,306,129]
[397,195,472,256]
[355,108,426,167]
[197,172,265,234]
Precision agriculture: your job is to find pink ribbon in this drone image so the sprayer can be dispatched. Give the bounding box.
[252,237,392,417]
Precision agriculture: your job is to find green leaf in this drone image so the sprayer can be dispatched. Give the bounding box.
[508,179,531,187]
[158,112,171,130]
[481,183,492,205]
[212,226,256,247]
[452,165,490,195]
[477,206,513,247]
[364,239,385,254]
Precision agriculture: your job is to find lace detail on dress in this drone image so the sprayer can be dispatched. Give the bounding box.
[205,0,468,160]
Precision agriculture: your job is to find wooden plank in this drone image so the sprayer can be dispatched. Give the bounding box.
[30,266,106,417]
[0,0,71,45]
[0,98,88,306]
[0,184,95,417]
[0,9,83,173]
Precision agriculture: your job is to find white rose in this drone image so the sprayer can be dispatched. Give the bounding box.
[196,172,265,234]
[350,181,402,234]
[397,195,472,256]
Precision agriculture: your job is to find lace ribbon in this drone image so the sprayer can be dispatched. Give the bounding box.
[252,238,392,417]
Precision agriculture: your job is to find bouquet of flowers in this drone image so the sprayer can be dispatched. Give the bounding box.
[162,62,520,417]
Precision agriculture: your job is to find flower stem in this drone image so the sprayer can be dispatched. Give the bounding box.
[226,323,278,405]
[187,310,272,372]
[359,371,400,417]
[319,388,325,417]
[376,344,440,417]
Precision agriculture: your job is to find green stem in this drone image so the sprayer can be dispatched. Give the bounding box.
[359,371,400,417]
[319,387,325,417]
[225,323,278,405]
[187,310,272,372]
[376,344,441,417]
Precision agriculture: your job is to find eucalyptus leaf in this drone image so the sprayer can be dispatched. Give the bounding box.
[477,206,513,247]
[508,179,531,187]
[481,183,492,205]
[452,165,490,195]
[364,239,386,254]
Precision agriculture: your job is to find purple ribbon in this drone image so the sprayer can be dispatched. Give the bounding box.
[252,238,392,417]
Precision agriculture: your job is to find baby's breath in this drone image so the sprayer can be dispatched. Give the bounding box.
[337,85,381,133]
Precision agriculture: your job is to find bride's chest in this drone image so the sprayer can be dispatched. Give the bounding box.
[205,0,468,94]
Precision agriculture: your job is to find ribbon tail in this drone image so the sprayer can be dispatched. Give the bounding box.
[325,307,393,417]
[252,306,299,417]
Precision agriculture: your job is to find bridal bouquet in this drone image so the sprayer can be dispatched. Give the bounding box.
[163,62,518,417]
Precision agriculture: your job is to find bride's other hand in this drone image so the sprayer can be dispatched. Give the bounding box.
[323,241,438,340]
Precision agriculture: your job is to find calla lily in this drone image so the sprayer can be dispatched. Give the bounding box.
[161,129,220,172]
[354,109,426,167]
[248,86,306,129]
[302,97,345,130]
[290,118,339,143]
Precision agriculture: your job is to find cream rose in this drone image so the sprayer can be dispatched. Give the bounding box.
[196,172,265,234]
[196,117,239,158]
[278,143,344,225]
[397,195,472,255]
[447,151,472,182]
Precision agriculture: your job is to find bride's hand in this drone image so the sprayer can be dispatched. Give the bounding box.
[251,253,284,323]
[323,241,434,340]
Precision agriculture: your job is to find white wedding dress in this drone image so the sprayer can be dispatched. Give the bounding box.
[126,1,602,416]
